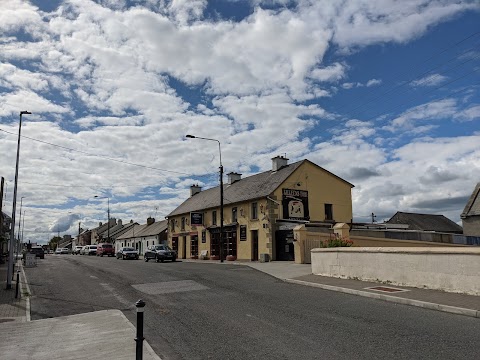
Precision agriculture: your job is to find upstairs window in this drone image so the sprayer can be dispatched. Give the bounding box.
[170,219,175,232]
[232,207,237,223]
[212,210,217,225]
[251,202,258,220]
[181,217,186,230]
[325,204,333,221]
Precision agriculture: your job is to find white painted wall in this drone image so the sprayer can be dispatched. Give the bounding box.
[311,247,480,295]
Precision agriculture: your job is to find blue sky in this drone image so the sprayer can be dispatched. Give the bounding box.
[0,0,479,244]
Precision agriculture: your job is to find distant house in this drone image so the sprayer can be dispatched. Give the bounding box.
[115,218,167,255]
[461,183,480,236]
[386,211,463,234]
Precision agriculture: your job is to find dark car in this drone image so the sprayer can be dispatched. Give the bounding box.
[116,247,139,260]
[29,246,45,259]
[96,243,115,257]
[144,244,177,263]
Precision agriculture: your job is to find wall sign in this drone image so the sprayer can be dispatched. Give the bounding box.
[240,225,247,241]
[282,188,309,220]
[190,212,204,226]
[202,230,206,243]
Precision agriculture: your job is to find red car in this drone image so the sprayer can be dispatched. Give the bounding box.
[96,243,115,257]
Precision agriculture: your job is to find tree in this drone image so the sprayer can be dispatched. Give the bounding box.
[48,236,62,250]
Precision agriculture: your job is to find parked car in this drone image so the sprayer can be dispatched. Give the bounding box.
[80,245,89,255]
[55,247,69,254]
[96,243,115,257]
[116,247,139,260]
[144,244,177,263]
[85,245,97,256]
[30,246,45,259]
[72,246,83,255]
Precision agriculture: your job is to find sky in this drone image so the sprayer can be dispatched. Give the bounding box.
[0,0,479,245]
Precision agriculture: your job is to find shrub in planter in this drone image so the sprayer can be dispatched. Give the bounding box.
[226,255,237,261]
[320,236,353,248]
[210,255,220,260]
[191,256,198,259]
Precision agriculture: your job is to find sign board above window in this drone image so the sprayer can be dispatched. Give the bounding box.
[190,212,204,226]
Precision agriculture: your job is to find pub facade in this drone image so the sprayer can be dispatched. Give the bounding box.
[167,156,354,261]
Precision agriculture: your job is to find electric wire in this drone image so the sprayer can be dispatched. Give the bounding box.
[0,128,192,176]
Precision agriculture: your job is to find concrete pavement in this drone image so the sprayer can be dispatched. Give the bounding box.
[1,256,479,359]
[183,258,480,318]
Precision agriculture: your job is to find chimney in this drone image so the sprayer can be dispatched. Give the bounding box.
[99,222,103,227]
[271,156,289,171]
[147,217,155,225]
[118,219,122,226]
[227,172,242,184]
[190,184,202,197]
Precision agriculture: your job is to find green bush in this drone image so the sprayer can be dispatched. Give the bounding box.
[319,237,353,248]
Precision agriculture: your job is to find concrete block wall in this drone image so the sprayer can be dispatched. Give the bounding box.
[311,247,480,295]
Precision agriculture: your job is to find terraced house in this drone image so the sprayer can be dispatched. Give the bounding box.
[167,156,354,261]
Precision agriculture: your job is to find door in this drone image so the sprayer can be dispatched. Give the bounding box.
[182,236,187,259]
[275,230,295,261]
[251,230,259,261]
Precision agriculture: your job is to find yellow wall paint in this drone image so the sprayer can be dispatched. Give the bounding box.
[167,160,353,260]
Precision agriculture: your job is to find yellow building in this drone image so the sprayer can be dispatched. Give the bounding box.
[166,156,354,261]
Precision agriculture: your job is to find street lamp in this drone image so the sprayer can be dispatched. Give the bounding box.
[94,196,110,243]
[186,134,224,263]
[16,197,25,260]
[6,111,31,290]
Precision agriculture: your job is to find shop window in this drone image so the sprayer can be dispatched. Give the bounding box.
[190,235,199,258]
[210,232,220,257]
[212,210,217,225]
[251,202,258,220]
[225,230,237,257]
[325,204,333,221]
[232,207,237,223]
[172,237,179,252]
[181,217,186,230]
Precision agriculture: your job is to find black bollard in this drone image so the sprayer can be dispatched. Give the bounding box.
[135,299,146,360]
[15,270,20,298]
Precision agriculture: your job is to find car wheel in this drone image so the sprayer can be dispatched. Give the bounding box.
[123,255,126,260]
[144,256,149,262]
[172,257,176,262]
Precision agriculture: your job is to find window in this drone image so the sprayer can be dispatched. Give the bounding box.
[212,210,217,225]
[325,204,333,221]
[181,217,186,230]
[190,235,199,257]
[251,202,258,220]
[172,237,179,252]
[170,219,175,231]
[232,207,237,223]
[146,241,149,247]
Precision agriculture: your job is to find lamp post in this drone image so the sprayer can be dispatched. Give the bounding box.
[16,197,25,259]
[94,196,110,243]
[6,111,31,290]
[186,135,224,263]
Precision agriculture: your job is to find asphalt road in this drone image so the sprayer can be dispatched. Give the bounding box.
[24,255,480,360]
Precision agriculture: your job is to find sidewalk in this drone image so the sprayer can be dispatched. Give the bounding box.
[183,259,480,318]
[0,260,28,323]
[0,261,160,360]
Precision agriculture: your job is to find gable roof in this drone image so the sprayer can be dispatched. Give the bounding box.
[386,211,463,234]
[116,223,149,240]
[135,220,168,237]
[168,159,353,217]
[461,182,480,218]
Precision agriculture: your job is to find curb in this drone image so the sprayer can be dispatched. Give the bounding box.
[19,262,31,322]
[285,279,480,319]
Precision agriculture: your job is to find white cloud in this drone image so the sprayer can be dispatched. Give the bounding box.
[383,99,457,132]
[410,74,448,87]
[1,0,478,243]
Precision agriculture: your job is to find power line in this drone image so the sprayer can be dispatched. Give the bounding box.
[0,128,192,176]
[340,31,480,115]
